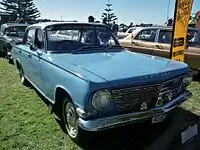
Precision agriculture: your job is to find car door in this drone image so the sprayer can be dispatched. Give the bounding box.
[19,28,36,80]
[132,28,158,55]
[151,29,172,59]
[27,28,45,90]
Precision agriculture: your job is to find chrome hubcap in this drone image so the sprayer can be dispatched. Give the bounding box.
[65,103,78,138]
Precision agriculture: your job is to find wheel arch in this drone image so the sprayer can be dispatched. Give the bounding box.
[53,85,74,118]
[15,59,21,69]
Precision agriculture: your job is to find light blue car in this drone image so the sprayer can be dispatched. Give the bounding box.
[11,22,193,142]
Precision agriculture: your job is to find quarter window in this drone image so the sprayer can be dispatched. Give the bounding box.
[35,29,44,49]
[25,29,35,45]
[158,30,172,44]
[135,29,157,42]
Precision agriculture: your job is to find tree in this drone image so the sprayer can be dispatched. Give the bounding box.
[0,0,40,22]
[101,0,118,24]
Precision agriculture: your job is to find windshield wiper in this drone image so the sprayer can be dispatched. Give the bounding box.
[71,46,102,54]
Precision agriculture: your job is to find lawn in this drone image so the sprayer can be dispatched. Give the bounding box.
[0,59,80,150]
[0,58,200,150]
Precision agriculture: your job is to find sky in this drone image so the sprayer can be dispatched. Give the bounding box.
[34,0,200,25]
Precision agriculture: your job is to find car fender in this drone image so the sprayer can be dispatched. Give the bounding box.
[54,85,72,102]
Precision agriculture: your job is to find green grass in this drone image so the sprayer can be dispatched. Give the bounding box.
[0,58,200,150]
[0,59,80,150]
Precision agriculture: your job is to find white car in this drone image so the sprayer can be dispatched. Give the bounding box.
[117,27,142,39]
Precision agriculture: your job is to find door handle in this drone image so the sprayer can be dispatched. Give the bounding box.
[156,45,163,49]
[132,41,139,46]
[27,52,32,58]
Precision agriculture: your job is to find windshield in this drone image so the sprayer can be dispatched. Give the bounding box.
[46,24,121,52]
[5,26,27,37]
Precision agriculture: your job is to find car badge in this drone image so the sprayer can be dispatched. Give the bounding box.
[166,91,173,101]
[140,102,148,111]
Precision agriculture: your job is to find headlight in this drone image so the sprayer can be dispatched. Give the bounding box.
[183,72,193,86]
[92,89,111,110]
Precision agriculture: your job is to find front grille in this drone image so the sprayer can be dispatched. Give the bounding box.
[112,77,183,112]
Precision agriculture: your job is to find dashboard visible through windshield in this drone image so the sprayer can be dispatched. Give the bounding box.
[46,24,121,52]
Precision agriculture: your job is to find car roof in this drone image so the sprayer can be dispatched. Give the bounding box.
[133,25,199,31]
[1,23,29,28]
[27,22,109,30]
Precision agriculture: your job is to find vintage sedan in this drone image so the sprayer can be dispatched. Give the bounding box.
[11,22,192,142]
[119,26,200,77]
[0,23,29,62]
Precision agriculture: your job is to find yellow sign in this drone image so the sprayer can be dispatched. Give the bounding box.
[170,0,193,62]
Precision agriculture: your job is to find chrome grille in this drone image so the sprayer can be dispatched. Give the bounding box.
[112,77,183,112]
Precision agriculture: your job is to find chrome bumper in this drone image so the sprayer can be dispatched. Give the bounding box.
[77,90,192,131]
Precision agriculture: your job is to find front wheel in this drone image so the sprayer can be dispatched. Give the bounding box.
[197,72,200,81]
[61,98,86,143]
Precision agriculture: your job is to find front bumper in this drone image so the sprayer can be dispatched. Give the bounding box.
[77,90,192,131]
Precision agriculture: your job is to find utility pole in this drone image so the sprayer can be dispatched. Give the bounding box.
[167,0,171,21]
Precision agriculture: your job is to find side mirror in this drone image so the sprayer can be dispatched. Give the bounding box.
[30,44,37,51]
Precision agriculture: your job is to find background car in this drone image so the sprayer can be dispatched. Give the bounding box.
[117,27,142,39]
[0,23,29,62]
[119,26,200,77]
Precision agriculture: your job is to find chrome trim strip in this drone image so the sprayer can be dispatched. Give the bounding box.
[77,90,192,131]
[112,75,185,91]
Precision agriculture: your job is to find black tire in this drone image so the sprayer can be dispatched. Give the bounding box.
[61,97,86,144]
[197,72,200,81]
[18,65,29,85]
[0,51,5,58]
[7,55,13,64]
[8,58,13,64]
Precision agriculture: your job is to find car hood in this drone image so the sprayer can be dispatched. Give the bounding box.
[49,50,189,87]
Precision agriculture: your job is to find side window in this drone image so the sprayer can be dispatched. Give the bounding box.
[25,29,35,45]
[187,30,200,46]
[135,29,157,42]
[35,29,44,49]
[158,30,172,44]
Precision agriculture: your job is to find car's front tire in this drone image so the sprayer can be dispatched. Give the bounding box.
[61,97,86,143]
